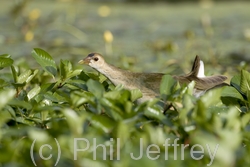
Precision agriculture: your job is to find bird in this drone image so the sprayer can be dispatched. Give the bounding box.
[78,53,228,103]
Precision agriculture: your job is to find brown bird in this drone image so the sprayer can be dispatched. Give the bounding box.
[79,53,228,103]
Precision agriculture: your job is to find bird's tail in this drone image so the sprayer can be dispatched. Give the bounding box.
[188,55,228,90]
[189,55,205,78]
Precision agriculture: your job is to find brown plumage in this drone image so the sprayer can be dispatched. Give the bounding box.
[173,56,228,91]
[79,53,228,103]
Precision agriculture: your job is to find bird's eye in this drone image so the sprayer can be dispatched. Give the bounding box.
[94,57,99,61]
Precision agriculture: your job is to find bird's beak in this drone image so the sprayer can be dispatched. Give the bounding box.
[78,57,90,65]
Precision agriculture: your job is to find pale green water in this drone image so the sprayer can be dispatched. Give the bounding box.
[0,1,249,76]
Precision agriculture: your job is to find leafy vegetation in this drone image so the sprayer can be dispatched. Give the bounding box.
[1,1,250,167]
[0,48,250,167]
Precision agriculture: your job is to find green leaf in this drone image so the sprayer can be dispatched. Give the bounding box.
[60,59,82,82]
[144,106,173,127]
[99,74,107,83]
[230,74,241,93]
[0,57,13,69]
[100,98,124,120]
[0,89,16,110]
[31,48,57,77]
[28,129,50,142]
[104,89,130,102]
[15,69,38,85]
[11,83,26,89]
[247,90,250,105]
[66,69,82,79]
[242,113,250,127]
[240,70,250,94]
[60,59,72,81]
[8,99,32,110]
[130,89,142,102]
[113,122,130,147]
[160,75,177,95]
[194,99,206,122]
[40,83,56,93]
[221,86,245,105]
[70,91,92,107]
[27,85,41,100]
[0,79,9,88]
[222,86,244,101]
[89,114,115,133]
[17,70,32,83]
[179,94,195,124]
[0,110,12,128]
[0,54,11,58]
[86,79,104,98]
[62,108,85,135]
[201,87,222,107]
[66,79,87,90]
[26,69,39,83]
[11,65,18,83]
[186,81,195,95]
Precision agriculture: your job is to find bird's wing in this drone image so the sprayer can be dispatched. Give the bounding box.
[136,73,164,94]
[174,55,228,90]
[195,75,228,90]
[188,55,206,77]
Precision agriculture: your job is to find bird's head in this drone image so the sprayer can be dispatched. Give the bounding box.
[78,53,105,69]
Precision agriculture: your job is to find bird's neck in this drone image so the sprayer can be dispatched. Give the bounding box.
[95,63,129,86]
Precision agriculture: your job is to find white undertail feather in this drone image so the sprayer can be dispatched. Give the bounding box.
[194,59,206,98]
[197,60,205,78]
